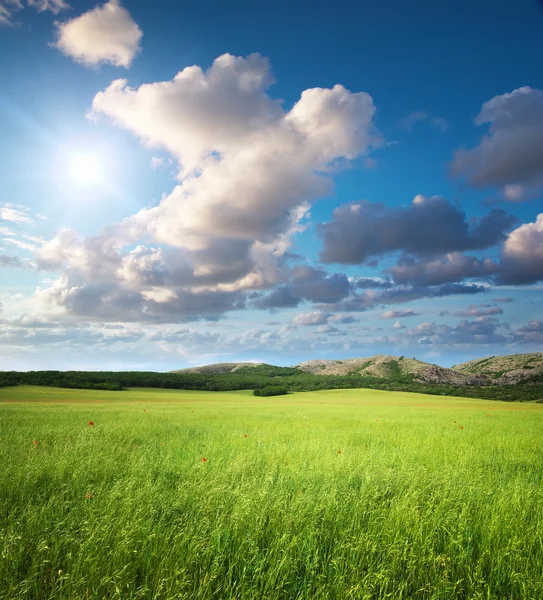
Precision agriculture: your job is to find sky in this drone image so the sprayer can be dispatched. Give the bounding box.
[1,0,543,371]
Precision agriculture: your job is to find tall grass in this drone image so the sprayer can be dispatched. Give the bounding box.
[1,386,543,599]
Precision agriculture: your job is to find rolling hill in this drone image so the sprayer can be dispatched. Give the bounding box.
[171,353,543,387]
[295,355,488,385]
[171,362,263,374]
[453,352,543,384]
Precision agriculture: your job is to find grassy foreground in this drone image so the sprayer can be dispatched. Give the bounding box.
[1,386,543,600]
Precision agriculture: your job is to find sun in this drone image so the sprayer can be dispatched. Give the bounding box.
[68,153,104,185]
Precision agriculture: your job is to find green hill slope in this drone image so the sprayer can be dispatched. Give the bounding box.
[453,353,543,384]
[296,354,487,385]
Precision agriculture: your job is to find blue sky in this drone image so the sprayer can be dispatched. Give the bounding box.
[1,0,542,370]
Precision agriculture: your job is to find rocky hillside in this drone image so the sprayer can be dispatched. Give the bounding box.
[171,362,263,374]
[295,355,487,386]
[170,353,543,386]
[453,353,543,385]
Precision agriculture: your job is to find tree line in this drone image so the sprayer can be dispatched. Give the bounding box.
[0,364,542,402]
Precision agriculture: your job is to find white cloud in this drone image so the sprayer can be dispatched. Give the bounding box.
[36,53,382,322]
[0,204,33,224]
[500,213,543,283]
[0,0,67,25]
[381,309,419,319]
[28,0,67,12]
[292,311,330,326]
[55,0,142,68]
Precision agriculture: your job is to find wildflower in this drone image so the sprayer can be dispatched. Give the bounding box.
[88,421,94,426]
[85,493,92,499]
[454,420,456,423]
[376,419,379,422]
[32,440,38,446]
[202,457,207,462]
[458,426,464,430]
[244,434,248,438]
[337,449,341,454]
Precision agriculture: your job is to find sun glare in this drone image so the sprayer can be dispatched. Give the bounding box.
[68,153,104,185]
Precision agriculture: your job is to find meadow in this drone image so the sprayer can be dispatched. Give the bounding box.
[1,385,543,600]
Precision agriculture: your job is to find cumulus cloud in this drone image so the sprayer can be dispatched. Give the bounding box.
[319,195,516,264]
[400,111,448,133]
[386,214,543,288]
[292,311,330,326]
[329,314,358,324]
[388,252,499,286]
[403,317,507,346]
[36,54,381,322]
[252,267,352,310]
[451,87,543,200]
[499,213,543,284]
[55,0,142,68]
[381,309,418,319]
[325,282,487,314]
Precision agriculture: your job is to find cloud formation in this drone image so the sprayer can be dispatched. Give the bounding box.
[319,195,515,264]
[0,204,33,224]
[36,54,382,322]
[403,317,507,346]
[292,311,330,326]
[499,213,543,284]
[55,0,142,68]
[388,252,499,286]
[381,309,418,319]
[451,86,543,201]
[447,304,504,318]
[0,0,67,25]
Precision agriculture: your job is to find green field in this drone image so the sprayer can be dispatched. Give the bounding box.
[1,386,543,599]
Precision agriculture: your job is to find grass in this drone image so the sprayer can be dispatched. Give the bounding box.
[1,386,543,600]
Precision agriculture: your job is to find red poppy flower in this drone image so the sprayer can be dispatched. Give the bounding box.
[202,457,207,462]
[32,440,38,446]
[88,421,94,426]
[85,493,92,499]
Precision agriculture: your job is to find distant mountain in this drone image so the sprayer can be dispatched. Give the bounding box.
[295,355,487,386]
[171,362,263,375]
[169,353,543,387]
[453,353,543,385]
